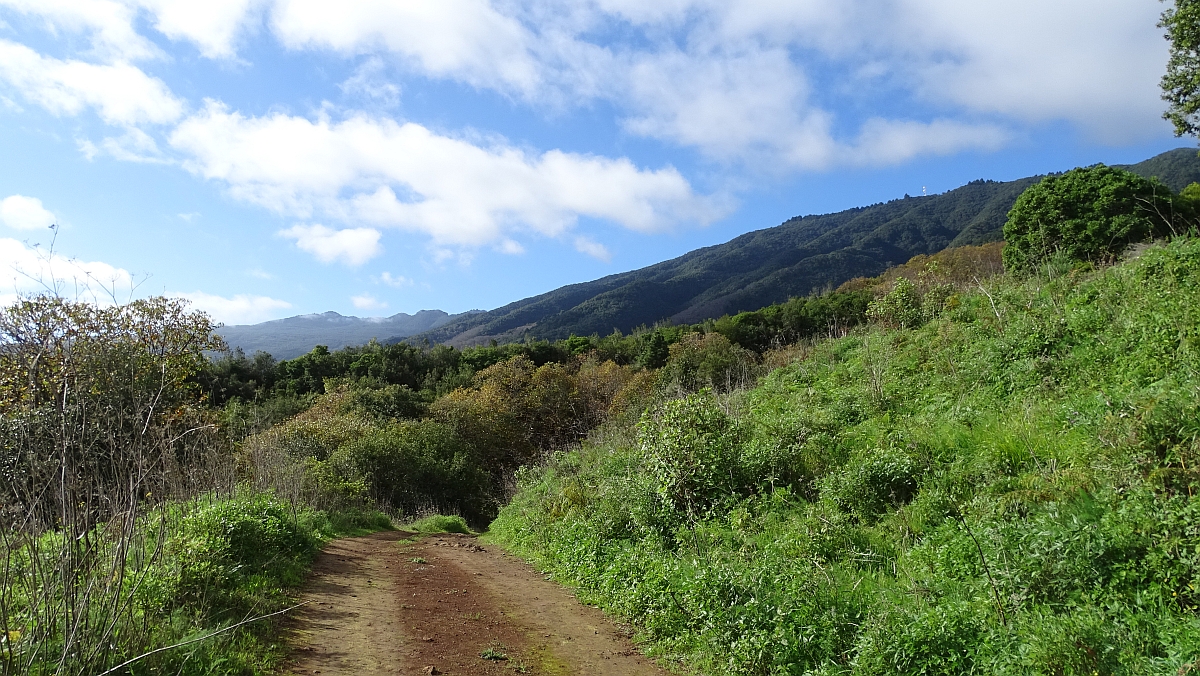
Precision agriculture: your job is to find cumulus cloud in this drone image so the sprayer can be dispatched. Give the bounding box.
[0,237,133,302]
[0,195,55,230]
[278,224,383,266]
[350,293,386,311]
[270,0,541,95]
[4,0,1165,171]
[135,0,261,59]
[888,0,1168,140]
[0,0,160,61]
[171,102,721,247]
[848,118,1011,166]
[0,40,183,125]
[174,291,291,325]
[620,47,845,168]
[266,0,1166,158]
[0,0,260,61]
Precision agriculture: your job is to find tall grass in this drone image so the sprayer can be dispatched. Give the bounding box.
[492,238,1200,675]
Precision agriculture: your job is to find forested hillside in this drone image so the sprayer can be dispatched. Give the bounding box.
[410,148,1200,347]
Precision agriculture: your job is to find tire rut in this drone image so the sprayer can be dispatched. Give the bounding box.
[282,530,671,676]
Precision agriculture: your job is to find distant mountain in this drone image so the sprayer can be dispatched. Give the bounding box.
[409,148,1200,347]
[218,309,470,359]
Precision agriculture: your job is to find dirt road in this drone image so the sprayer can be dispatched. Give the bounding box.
[282,530,672,676]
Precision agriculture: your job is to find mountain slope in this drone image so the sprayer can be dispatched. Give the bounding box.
[410,148,1200,346]
[218,309,469,359]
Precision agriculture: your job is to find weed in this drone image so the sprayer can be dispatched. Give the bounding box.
[481,644,509,661]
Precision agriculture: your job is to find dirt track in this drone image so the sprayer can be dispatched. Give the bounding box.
[282,530,672,676]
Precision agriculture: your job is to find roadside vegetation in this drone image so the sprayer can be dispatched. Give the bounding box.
[491,167,1200,674]
[3,162,1197,675]
[0,298,388,676]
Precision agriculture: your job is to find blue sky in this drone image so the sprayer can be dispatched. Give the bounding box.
[0,0,1187,325]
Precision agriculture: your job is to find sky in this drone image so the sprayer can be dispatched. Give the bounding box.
[0,0,1189,325]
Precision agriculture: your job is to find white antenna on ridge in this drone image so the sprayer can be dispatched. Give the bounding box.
[922,186,927,196]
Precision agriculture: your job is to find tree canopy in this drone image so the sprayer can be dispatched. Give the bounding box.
[1162,0,1200,137]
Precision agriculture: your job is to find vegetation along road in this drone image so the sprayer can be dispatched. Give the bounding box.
[283,530,670,676]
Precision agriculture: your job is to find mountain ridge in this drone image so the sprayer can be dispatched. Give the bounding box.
[219,148,1200,357]
[217,308,479,359]
[405,148,1200,347]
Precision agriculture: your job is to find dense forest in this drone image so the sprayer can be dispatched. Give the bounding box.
[2,160,1198,675]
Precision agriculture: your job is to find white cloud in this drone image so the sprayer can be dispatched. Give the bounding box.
[497,239,524,255]
[3,0,1164,173]
[255,0,1167,158]
[376,271,411,287]
[350,293,386,311]
[0,0,260,61]
[170,102,722,248]
[889,0,1168,141]
[0,40,184,125]
[848,118,1010,166]
[573,235,611,262]
[0,237,133,302]
[95,127,172,163]
[620,47,838,168]
[278,223,382,266]
[0,195,55,230]
[340,57,401,108]
[135,0,261,59]
[0,0,160,61]
[174,290,291,325]
[270,0,541,95]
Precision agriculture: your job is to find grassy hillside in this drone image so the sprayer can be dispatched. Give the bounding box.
[491,237,1200,675]
[411,148,1200,347]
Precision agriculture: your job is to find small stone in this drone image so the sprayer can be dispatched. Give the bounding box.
[421,667,440,675]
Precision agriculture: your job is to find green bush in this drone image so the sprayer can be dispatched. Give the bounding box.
[409,514,472,534]
[163,494,319,615]
[866,278,925,328]
[639,392,744,520]
[823,446,921,520]
[338,419,494,522]
[1002,164,1176,274]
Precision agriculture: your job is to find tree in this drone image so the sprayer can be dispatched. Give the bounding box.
[1002,165,1175,273]
[1161,0,1200,137]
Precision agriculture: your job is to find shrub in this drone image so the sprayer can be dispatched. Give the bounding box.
[163,494,319,615]
[823,446,921,520]
[338,420,494,522]
[659,332,758,394]
[639,391,744,520]
[409,514,472,534]
[866,278,925,328]
[1002,165,1176,274]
